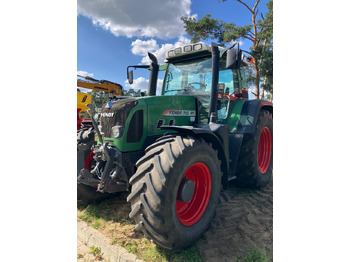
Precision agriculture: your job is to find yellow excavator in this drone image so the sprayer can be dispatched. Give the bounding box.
[77,75,123,96]
[77,90,91,130]
[77,75,124,129]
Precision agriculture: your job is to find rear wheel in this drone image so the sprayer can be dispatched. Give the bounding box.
[235,110,273,188]
[127,135,222,250]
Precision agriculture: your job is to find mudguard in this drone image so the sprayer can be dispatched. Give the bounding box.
[236,100,273,134]
[160,123,230,189]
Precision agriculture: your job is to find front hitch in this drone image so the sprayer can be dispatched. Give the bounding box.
[77,142,128,193]
[98,142,128,193]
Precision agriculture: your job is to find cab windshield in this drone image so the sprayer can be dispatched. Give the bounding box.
[163,57,212,96]
[163,56,238,123]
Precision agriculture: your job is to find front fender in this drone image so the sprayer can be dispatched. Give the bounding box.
[160,124,229,189]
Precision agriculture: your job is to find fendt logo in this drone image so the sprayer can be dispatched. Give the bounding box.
[101,112,114,117]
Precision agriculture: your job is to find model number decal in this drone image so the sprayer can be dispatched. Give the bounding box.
[162,110,196,116]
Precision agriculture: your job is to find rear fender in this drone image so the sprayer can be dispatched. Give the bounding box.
[236,100,273,134]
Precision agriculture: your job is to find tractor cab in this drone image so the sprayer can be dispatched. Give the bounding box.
[162,42,249,125]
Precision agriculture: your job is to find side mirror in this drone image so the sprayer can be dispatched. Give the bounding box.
[127,68,133,84]
[226,48,242,70]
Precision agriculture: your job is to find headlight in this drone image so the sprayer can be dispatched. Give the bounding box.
[111,125,124,138]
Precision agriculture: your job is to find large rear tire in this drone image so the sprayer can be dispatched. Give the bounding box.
[235,110,273,188]
[127,135,222,250]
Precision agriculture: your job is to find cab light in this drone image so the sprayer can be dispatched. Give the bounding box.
[193,44,202,51]
[168,50,175,57]
[174,48,182,54]
[184,45,192,52]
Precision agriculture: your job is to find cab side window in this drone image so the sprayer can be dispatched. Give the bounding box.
[217,69,235,120]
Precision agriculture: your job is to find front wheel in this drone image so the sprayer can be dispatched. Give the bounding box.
[127,135,222,250]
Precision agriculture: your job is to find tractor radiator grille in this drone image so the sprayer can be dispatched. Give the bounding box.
[100,99,138,138]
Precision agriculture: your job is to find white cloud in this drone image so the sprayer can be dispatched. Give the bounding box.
[77,0,194,39]
[132,36,191,64]
[124,77,163,95]
[131,39,159,56]
[77,70,94,77]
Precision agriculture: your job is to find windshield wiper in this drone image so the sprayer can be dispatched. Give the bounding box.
[164,88,190,93]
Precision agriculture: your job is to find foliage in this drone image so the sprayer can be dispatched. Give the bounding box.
[89,245,103,260]
[83,88,147,111]
[87,90,109,108]
[182,0,273,99]
[181,14,226,46]
[123,88,147,97]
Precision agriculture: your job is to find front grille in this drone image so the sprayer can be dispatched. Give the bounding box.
[126,110,143,143]
[100,99,138,138]
[156,119,164,129]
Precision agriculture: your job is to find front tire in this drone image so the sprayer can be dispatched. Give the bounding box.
[127,135,222,250]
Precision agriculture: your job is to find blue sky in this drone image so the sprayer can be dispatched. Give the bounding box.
[77,0,269,95]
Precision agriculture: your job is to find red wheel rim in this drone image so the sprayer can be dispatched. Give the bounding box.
[258,127,272,173]
[84,151,95,171]
[176,162,212,226]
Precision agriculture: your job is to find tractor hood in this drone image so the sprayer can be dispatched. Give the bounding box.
[100,95,197,152]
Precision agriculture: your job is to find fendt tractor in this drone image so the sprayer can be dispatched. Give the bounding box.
[77,42,273,250]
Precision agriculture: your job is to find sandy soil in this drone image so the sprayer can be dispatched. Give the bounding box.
[197,181,273,261]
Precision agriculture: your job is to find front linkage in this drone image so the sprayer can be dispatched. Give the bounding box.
[77,104,129,194]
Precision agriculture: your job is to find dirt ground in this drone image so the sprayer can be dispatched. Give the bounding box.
[198,181,273,261]
[78,180,273,261]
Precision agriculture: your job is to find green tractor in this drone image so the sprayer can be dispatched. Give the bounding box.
[77,42,273,250]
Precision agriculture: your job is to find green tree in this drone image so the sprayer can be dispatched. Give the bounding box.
[182,0,273,100]
[88,90,109,108]
[124,88,147,97]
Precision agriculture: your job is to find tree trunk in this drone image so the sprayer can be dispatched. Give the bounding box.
[254,62,260,99]
[260,76,267,100]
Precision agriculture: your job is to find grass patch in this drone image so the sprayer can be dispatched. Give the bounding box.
[111,236,202,262]
[92,219,102,229]
[237,247,271,262]
[89,245,103,260]
[137,240,203,262]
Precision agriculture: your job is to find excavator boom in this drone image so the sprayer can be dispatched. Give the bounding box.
[77,75,123,96]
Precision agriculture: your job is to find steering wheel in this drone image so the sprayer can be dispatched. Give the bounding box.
[187,82,206,90]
